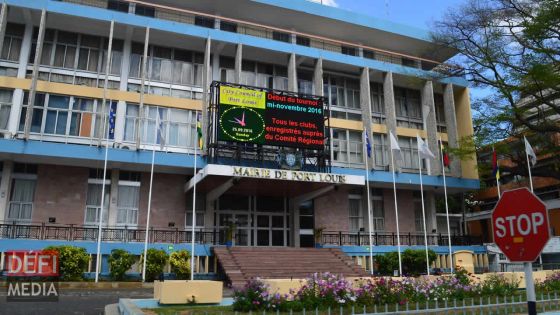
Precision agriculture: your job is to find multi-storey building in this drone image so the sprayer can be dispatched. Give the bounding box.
[0,0,484,276]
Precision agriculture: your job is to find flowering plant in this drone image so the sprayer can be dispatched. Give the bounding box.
[295,272,356,309]
[537,271,560,293]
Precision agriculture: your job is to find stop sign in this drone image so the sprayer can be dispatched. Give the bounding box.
[492,188,550,262]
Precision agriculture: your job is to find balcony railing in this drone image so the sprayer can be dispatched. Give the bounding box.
[321,231,484,246]
[0,222,226,245]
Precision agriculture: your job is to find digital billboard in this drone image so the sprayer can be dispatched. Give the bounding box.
[218,85,325,150]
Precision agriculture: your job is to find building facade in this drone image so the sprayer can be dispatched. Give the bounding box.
[0,0,485,275]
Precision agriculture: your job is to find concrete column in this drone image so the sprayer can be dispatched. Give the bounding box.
[382,72,397,137]
[288,53,297,93]
[360,68,373,167]
[234,44,242,84]
[211,51,220,82]
[289,198,300,247]
[443,84,461,177]
[0,161,13,220]
[422,80,440,175]
[313,58,323,96]
[202,37,211,152]
[23,9,47,140]
[135,27,150,149]
[425,191,438,233]
[115,27,133,144]
[107,169,119,226]
[7,21,33,137]
[0,3,8,59]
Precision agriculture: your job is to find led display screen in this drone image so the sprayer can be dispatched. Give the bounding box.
[218,85,325,150]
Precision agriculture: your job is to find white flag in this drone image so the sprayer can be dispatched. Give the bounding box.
[524,136,537,166]
[389,131,402,161]
[417,135,435,160]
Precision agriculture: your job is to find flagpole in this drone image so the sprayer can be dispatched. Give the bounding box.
[190,117,199,281]
[94,20,114,283]
[439,137,453,274]
[363,131,374,275]
[417,137,430,276]
[141,117,158,282]
[525,139,534,193]
[390,139,403,276]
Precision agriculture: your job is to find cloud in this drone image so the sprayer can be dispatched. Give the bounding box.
[309,0,339,7]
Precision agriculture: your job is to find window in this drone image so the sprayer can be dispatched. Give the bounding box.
[124,103,138,142]
[77,35,101,72]
[44,95,70,135]
[220,21,237,33]
[402,58,418,68]
[194,16,215,29]
[119,171,141,182]
[186,196,205,227]
[434,93,447,133]
[414,195,424,232]
[298,71,313,95]
[398,137,422,170]
[395,87,422,129]
[0,89,13,130]
[370,83,385,124]
[272,31,291,43]
[332,129,363,165]
[101,38,124,76]
[85,183,109,225]
[372,133,388,168]
[53,31,78,69]
[107,0,129,13]
[341,45,357,56]
[348,196,363,232]
[7,179,36,222]
[363,50,375,60]
[1,23,24,62]
[323,75,361,120]
[135,4,155,17]
[13,163,37,174]
[117,183,140,226]
[296,36,310,47]
[371,189,384,231]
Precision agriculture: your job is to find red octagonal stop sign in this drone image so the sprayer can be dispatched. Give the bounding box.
[492,188,550,262]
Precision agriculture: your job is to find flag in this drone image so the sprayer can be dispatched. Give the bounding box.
[156,110,165,150]
[491,149,500,181]
[108,103,116,140]
[440,140,450,167]
[364,131,372,158]
[196,113,203,150]
[389,131,402,161]
[524,136,537,166]
[417,135,435,160]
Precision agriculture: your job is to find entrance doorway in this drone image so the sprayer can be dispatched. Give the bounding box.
[215,194,289,246]
[299,200,315,247]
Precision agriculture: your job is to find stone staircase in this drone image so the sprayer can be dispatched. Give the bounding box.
[213,247,368,288]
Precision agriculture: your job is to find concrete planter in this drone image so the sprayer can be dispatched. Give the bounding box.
[154,280,223,304]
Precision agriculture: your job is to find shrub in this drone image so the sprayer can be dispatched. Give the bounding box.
[232,278,272,312]
[480,273,519,296]
[537,271,560,292]
[294,272,356,309]
[376,249,437,276]
[108,249,136,281]
[139,248,169,282]
[169,250,191,280]
[44,245,89,281]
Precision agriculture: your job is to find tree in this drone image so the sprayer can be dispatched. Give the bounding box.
[431,0,560,180]
[108,249,136,281]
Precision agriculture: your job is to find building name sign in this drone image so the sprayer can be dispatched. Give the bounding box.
[232,167,347,184]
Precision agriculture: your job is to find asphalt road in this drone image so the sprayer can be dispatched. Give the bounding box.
[0,288,153,315]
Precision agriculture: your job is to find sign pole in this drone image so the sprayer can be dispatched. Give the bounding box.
[524,262,537,315]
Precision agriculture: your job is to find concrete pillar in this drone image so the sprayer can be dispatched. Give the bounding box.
[443,84,461,177]
[360,68,373,167]
[0,3,8,60]
[7,21,33,137]
[201,37,211,152]
[422,80,440,175]
[135,27,150,149]
[23,9,47,140]
[290,198,300,247]
[234,44,242,84]
[382,72,397,136]
[115,27,133,144]
[425,191,438,233]
[0,161,13,220]
[313,58,323,96]
[288,53,297,93]
[211,52,220,82]
[107,169,119,226]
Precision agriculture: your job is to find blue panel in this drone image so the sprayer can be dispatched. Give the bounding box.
[251,0,430,41]
[0,239,212,256]
[6,0,468,87]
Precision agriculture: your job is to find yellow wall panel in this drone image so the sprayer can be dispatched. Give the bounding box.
[455,87,479,180]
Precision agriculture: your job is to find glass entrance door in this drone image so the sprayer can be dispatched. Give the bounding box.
[255,213,286,246]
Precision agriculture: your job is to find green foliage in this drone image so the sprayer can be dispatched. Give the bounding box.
[169,250,191,280]
[139,248,169,282]
[479,273,520,297]
[537,271,560,293]
[107,249,136,281]
[44,245,89,281]
[375,249,437,276]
